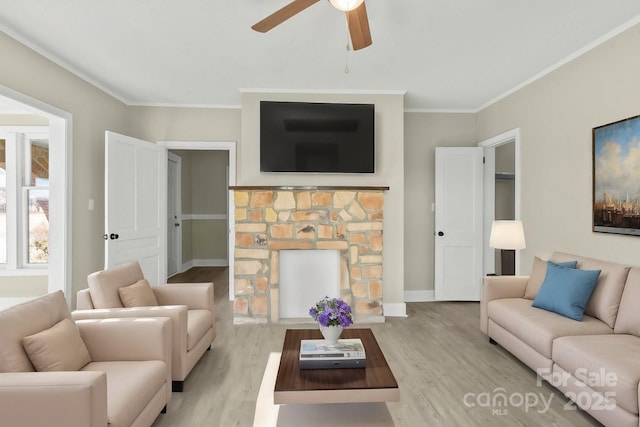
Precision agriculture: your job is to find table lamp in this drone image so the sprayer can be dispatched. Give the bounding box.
[489,220,526,275]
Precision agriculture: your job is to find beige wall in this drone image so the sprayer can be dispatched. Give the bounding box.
[126,106,240,143]
[403,113,477,294]
[191,220,228,260]
[0,33,131,303]
[190,151,228,215]
[0,275,47,296]
[476,23,640,273]
[240,92,406,308]
[495,142,515,221]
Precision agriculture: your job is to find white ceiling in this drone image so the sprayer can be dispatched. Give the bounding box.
[1,0,640,111]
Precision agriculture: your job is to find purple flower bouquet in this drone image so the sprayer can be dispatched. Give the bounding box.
[309,296,353,328]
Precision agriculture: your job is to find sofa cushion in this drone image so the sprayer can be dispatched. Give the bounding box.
[22,318,91,371]
[532,262,600,321]
[187,309,212,351]
[87,262,145,309]
[553,334,640,415]
[0,291,72,372]
[614,268,640,336]
[550,252,630,328]
[82,360,166,427]
[488,298,612,358]
[118,279,159,307]
[525,257,578,300]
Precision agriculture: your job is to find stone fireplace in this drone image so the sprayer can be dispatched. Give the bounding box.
[230,186,387,324]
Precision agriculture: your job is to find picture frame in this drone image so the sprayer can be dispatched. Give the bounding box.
[592,114,640,236]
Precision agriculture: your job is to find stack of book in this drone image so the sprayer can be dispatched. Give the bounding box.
[298,338,366,370]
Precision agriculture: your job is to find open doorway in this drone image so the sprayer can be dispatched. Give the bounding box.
[167,149,229,275]
[159,141,236,302]
[479,129,521,276]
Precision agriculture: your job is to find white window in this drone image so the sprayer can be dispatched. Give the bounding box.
[0,127,49,270]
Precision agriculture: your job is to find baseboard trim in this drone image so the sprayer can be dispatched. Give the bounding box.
[382,303,407,317]
[182,214,227,221]
[404,290,435,302]
[180,259,228,272]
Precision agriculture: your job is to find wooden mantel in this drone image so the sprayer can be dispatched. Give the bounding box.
[229,185,389,191]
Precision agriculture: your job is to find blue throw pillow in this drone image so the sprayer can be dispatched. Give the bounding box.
[554,260,578,269]
[532,262,600,321]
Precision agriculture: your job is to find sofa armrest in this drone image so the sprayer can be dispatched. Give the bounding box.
[76,288,95,309]
[76,317,171,363]
[0,371,107,427]
[152,282,214,311]
[480,275,529,335]
[73,307,186,381]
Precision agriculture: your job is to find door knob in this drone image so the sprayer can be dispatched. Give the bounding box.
[110,233,119,240]
[174,223,180,227]
[438,231,444,236]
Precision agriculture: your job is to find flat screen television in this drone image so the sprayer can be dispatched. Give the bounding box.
[260,101,375,173]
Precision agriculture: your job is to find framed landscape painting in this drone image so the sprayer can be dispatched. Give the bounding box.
[593,114,640,236]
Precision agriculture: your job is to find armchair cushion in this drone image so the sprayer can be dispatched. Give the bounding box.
[0,290,72,372]
[614,268,640,336]
[87,261,144,308]
[81,360,166,427]
[118,279,158,307]
[22,318,91,372]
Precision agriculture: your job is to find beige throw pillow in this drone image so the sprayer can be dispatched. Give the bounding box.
[22,318,92,371]
[524,257,548,299]
[118,279,159,307]
[524,256,578,299]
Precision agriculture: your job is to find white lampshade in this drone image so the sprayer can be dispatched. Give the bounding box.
[329,0,365,12]
[489,220,526,250]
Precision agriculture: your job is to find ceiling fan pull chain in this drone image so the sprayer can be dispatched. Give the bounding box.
[344,17,351,73]
[345,43,350,73]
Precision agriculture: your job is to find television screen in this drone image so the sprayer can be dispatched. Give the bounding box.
[260,101,375,173]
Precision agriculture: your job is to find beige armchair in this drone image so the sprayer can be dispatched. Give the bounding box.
[73,261,216,391]
[0,290,172,427]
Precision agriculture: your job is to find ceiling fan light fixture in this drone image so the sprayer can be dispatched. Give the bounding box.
[329,0,365,12]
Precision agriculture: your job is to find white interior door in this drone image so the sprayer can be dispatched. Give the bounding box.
[167,152,181,277]
[105,131,167,285]
[434,147,484,301]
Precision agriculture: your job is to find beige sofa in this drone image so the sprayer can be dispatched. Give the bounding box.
[481,252,640,427]
[73,261,215,391]
[0,290,171,427]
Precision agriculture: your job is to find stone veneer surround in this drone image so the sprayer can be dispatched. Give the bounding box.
[231,187,387,324]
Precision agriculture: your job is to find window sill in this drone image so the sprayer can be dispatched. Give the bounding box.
[0,269,49,277]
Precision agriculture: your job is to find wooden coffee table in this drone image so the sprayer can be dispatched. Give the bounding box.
[274,328,399,404]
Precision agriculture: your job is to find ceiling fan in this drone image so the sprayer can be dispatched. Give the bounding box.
[252,0,372,50]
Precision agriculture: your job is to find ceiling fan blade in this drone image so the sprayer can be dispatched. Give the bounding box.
[347,1,372,50]
[252,0,321,33]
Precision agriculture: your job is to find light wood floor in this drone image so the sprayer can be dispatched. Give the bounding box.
[155,267,601,427]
